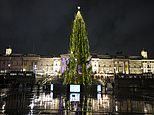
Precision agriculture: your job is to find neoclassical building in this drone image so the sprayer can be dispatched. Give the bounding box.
[0,48,154,78]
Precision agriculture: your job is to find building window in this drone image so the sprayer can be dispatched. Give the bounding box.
[147,65,150,68]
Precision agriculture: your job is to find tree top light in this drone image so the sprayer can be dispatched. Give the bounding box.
[77,6,80,10]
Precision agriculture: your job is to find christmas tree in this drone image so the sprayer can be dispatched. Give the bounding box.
[64,7,92,85]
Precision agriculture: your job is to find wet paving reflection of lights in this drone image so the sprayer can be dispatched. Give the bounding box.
[28,92,60,112]
[2,102,6,114]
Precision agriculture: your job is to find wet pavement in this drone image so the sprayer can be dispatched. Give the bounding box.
[0,81,154,115]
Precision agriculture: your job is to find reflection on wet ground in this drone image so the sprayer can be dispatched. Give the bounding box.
[0,81,154,114]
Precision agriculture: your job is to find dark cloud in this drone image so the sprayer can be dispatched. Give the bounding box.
[84,0,154,56]
[0,0,154,57]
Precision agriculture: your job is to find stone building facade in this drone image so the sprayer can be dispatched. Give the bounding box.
[0,53,154,77]
[0,54,56,77]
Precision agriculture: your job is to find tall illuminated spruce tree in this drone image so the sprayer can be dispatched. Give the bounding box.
[64,7,92,85]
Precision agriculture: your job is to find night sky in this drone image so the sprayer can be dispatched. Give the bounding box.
[0,0,154,57]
